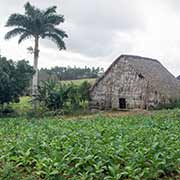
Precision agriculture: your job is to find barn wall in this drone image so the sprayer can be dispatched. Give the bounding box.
[90,58,164,110]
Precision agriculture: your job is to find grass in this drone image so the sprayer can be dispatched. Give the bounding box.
[0,109,180,179]
[11,96,32,115]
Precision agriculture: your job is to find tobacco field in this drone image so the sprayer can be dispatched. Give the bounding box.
[0,110,180,179]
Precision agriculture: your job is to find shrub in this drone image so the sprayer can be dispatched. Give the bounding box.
[37,80,69,111]
[154,99,180,110]
[0,105,17,117]
[37,80,91,114]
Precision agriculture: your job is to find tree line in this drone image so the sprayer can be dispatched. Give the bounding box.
[39,66,104,81]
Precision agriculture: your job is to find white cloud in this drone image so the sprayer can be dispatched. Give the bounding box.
[0,0,180,76]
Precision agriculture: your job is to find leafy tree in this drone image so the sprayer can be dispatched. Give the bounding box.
[0,55,34,109]
[79,81,91,102]
[67,84,81,110]
[37,80,91,113]
[5,2,68,109]
[37,80,69,111]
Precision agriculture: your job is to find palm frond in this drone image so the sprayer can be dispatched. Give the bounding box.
[18,32,32,44]
[42,25,68,38]
[45,14,64,25]
[44,6,57,16]
[53,28,68,38]
[5,28,27,40]
[5,14,30,28]
[24,2,40,18]
[43,33,66,50]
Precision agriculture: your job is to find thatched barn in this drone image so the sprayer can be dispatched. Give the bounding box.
[90,55,180,110]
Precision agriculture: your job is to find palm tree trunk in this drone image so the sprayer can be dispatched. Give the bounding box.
[32,36,39,110]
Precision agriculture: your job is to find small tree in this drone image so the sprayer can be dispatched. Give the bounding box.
[0,55,34,109]
[37,80,69,111]
[37,80,91,113]
[5,2,68,109]
[79,81,91,102]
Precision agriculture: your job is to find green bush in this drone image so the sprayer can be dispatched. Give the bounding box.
[0,55,34,110]
[154,99,180,110]
[37,80,69,111]
[37,80,91,114]
[0,105,17,117]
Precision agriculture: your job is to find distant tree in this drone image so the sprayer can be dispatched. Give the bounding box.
[39,66,104,81]
[0,55,34,108]
[4,2,68,109]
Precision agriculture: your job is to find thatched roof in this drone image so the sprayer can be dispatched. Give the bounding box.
[91,55,180,99]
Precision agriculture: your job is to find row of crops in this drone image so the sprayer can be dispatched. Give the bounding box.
[0,109,180,179]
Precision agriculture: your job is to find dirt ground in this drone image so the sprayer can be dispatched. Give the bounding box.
[58,109,153,121]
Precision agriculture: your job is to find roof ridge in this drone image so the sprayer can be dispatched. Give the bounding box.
[122,54,160,64]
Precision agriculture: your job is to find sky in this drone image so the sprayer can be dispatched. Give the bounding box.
[0,0,180,76]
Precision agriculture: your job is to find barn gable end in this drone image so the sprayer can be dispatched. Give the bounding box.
[90,55,180,110]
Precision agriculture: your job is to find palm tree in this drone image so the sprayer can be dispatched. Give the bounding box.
[4,2,68,109]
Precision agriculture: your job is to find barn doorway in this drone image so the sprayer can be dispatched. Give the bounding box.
[119,98,126,109]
